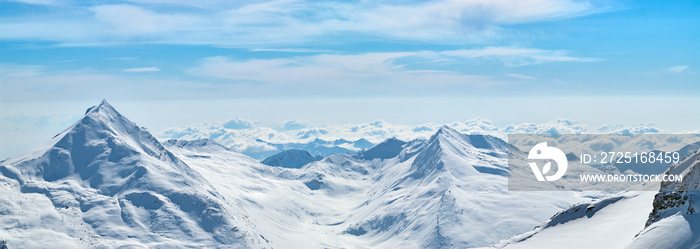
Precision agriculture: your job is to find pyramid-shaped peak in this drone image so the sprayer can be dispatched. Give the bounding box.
[432,125,463,139]
[357,137,405,160]
[74,100,142,141]
[436,125,459,134]
[428,125,507,151]
[85,99,118,116]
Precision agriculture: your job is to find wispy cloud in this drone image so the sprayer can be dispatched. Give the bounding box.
[105,57,138,60]
[0,66,207,102]
[6,0,62,6]
[0,0,609,45]
[91,4,202,37]
[442,47,600,67]
[0,64,43,78]
[668,65,689,73]
[191,47,595,84]
[122,67,161,72]
[248,48,337,53]
[505,73,537,79]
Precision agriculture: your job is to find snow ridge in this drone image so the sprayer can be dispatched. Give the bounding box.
[0,100,268,248]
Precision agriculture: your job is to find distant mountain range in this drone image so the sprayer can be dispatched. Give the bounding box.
[245,137,374,160]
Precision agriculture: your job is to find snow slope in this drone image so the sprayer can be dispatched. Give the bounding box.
[1,100,606,248]
[338,126,586,248]
[261,149,322,168]
[167,126,591,248]
[497,147,700,249]
[0,100,268,248]
[497,188,657,249]
[625,147,700,249]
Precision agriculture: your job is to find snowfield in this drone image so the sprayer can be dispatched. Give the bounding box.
[0,100,698,248]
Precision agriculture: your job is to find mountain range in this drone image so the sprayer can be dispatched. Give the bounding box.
[243,138,374,160]
[0,100,697,248]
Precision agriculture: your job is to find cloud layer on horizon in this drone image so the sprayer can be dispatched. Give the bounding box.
[158,117,695,155]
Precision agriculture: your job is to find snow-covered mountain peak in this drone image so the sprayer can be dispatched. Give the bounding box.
[431,125,507,151]
[357,137,406,160]
[408,126,508,180]
[6,99,189,185]
[0,100,269,247]
[85,99,114,115]
[433,125,460,138]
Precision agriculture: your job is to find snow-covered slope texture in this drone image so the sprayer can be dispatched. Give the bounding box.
[625,147,700,249]
[261,149,322,168]
[0,100,268,248]
[165,138,371,248]
[0,100,601,249]
[496,187,658,249]
[342,126,590,248]
[167,126,590,248]
[497,146,700,249]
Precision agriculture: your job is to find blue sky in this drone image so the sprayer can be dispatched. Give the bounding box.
[0,0,698,158]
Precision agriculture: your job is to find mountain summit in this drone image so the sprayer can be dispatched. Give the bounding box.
[408,125,508,180]
[0,100,268,248]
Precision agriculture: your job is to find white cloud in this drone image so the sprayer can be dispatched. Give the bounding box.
[503,119,587,134]
[190,48,594,85]
[190,52,500,87]
[222,117,253,130]
[505,73,537,79]
[668,65,689,73]
[122,67,161,72]
[106,57,138,60]
[0,0,608,45]
[6,0,62,6]
[0,64,43,78]
[91,5,202,37]
[282,121,309,131]
[0,66,214,102]
[158,117,678,156]
[442,47,599,67]
[608,124,662,134]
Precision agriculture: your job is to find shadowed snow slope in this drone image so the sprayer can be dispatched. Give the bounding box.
[0,100,268,248]
[497,148,700,249]
[261,149,321,168]
[496,188,657,249]
[356,137,406,160]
